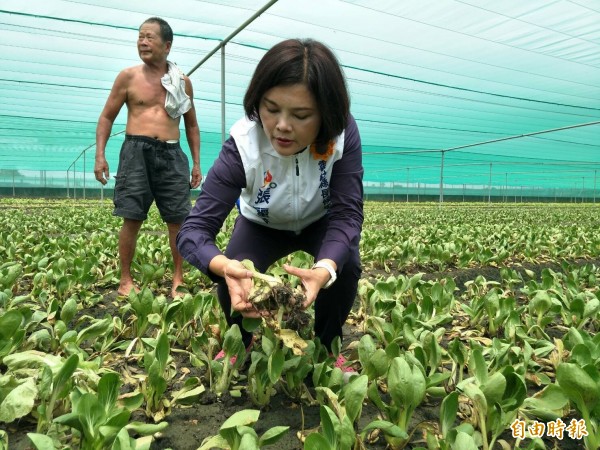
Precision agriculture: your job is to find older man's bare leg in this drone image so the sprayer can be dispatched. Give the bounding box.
[118,218,143,296]
[167,222,185,298]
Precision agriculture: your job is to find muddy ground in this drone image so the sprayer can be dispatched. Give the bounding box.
[7,258,595,450]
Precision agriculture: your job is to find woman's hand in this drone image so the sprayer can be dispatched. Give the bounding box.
[223,259,261,318]
[283,262,335,309]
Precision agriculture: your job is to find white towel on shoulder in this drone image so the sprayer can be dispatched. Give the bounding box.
[161,61,192,119]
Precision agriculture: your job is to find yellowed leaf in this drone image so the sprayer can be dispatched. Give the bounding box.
[278,328,308,355]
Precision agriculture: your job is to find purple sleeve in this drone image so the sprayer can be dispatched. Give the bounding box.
[316,115,364,271]
[176,138,245,277]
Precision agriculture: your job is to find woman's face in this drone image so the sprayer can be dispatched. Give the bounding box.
[258,84,322,156]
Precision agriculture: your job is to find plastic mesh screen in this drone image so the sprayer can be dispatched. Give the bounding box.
[1,0,599,199]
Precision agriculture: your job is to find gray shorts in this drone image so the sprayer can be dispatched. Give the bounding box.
[113,135,191,223]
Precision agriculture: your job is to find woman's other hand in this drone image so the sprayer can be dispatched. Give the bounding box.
[283,261,335,309]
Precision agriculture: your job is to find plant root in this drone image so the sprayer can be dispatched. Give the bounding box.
[249,284,310,332]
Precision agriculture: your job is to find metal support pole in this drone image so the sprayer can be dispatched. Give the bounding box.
[488,162,492,203]
[67,168,70,198]
[594,170,597,203]
[406,168,409,203]
[221,44,226,144]
[83,151,86,200]
[443,121,600,153]
[187,0,280,76]
[12,171,15,197]
[439,151,445,204]
[520,186,523,203]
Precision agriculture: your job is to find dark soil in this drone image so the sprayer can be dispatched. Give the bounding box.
[6,259,595,450]
[146,258,593,450]
[147,389,388,450]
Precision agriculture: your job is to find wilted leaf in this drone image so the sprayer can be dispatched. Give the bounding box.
[279,328,308,355]
[0,377,37,422]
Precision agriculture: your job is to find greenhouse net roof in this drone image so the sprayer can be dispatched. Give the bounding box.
[1,0,599,199]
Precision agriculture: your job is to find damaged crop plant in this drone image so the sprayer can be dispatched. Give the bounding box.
[1,199,600,450]
[240,259,312,335]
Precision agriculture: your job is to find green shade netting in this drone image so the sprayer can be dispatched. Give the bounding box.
[1,0,599,195]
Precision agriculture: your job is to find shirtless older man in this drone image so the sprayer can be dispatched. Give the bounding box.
[94,17,201,298]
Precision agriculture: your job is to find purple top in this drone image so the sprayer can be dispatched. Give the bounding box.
[177,114,364,278]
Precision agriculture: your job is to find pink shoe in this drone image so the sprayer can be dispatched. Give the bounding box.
[214,339,254,365]
[332,353,358,383]
[333,354,356,373]
[213,348,233,363]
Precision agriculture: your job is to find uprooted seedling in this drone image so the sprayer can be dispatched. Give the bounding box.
[241,259,311,333]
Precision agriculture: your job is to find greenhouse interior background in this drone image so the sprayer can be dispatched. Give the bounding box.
[1,0,599,202]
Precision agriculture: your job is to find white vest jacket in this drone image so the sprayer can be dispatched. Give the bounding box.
[230,117,346,233]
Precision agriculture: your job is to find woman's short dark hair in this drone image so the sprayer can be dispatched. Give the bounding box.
[142,17,173,44]
[244,39,350,145]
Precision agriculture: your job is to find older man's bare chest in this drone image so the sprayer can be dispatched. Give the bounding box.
[127,71,166,110]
